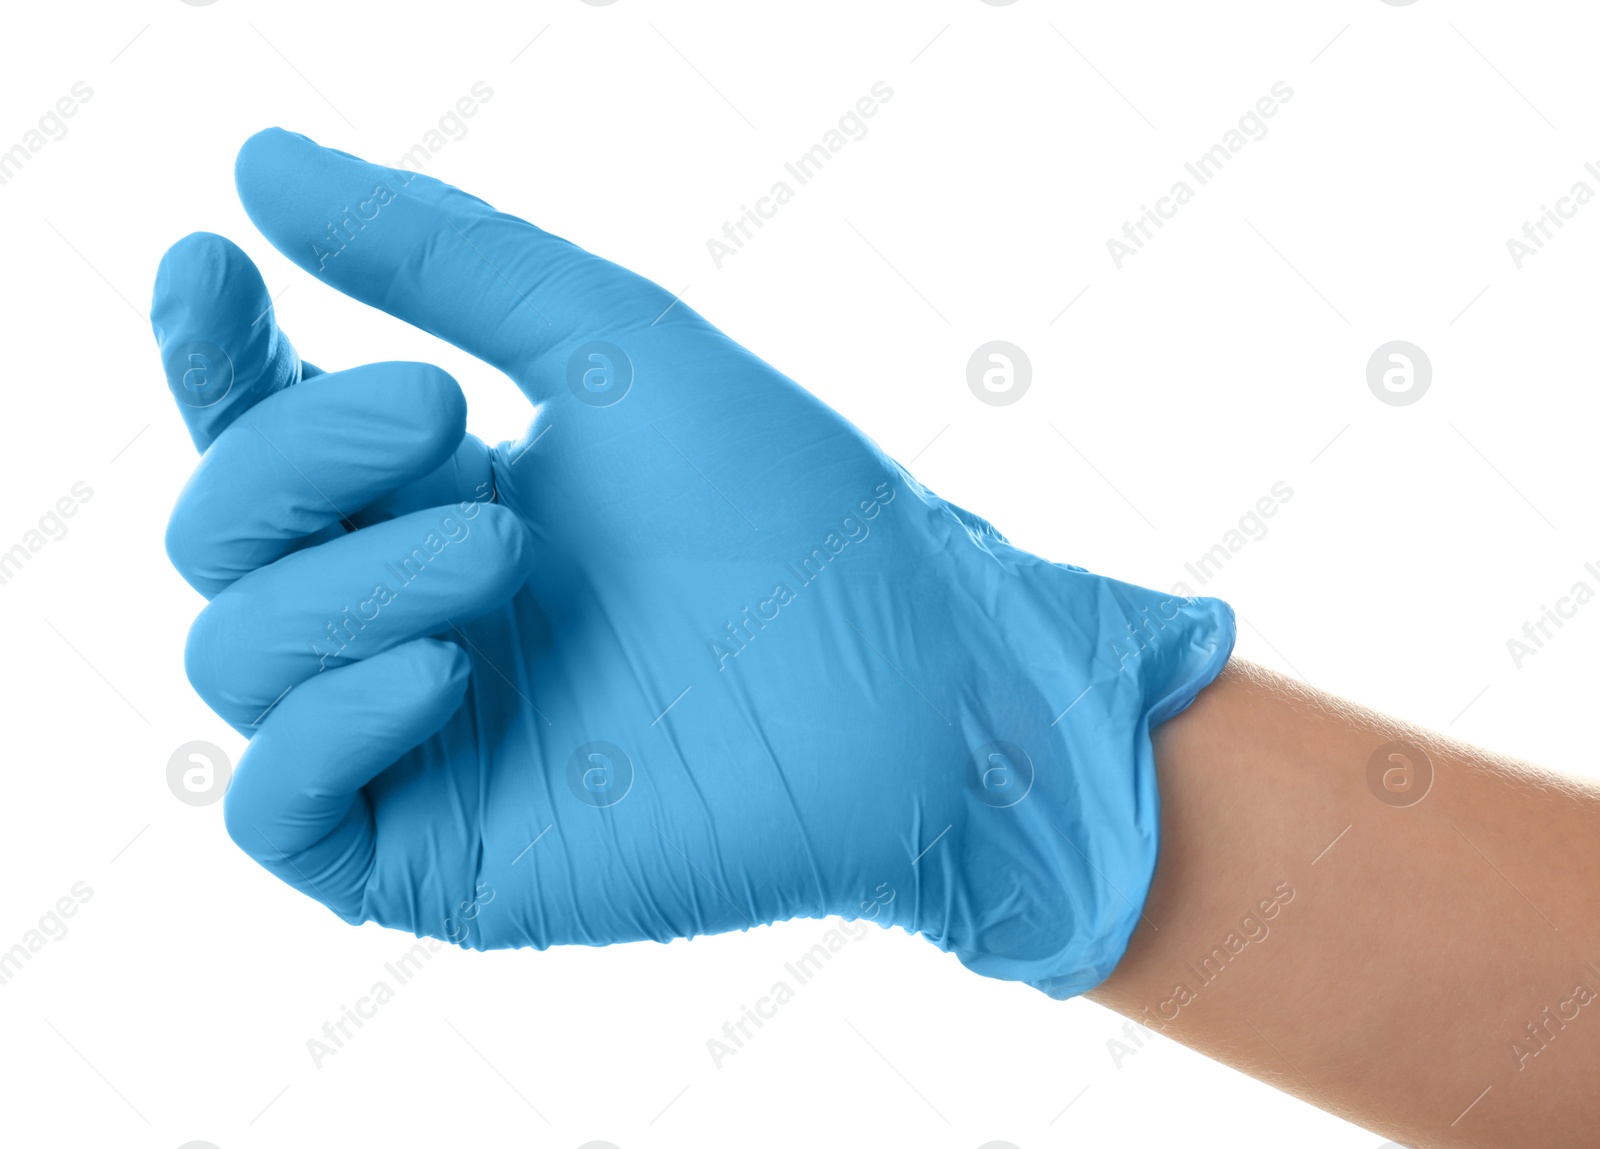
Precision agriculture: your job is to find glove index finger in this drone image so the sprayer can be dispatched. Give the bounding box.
[151,231,311,452]
[233,127,681,403]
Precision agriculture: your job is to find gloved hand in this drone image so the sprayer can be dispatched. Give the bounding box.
[152,128,1234,999]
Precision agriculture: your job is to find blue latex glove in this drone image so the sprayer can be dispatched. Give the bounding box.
[152,129,1234,999]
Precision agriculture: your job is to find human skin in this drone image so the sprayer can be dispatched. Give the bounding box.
[1089,658,1600,1148]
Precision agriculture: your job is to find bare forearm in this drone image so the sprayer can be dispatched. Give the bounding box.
[1089,659,1600,1148]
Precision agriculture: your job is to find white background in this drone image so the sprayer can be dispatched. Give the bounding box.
[0,1,1594,1146]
